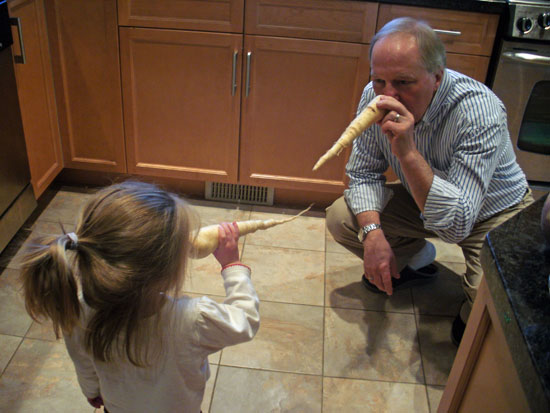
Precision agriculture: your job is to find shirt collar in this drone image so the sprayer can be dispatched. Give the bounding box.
[417,69,451,126]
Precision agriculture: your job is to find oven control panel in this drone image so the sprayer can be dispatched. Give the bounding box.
[509,4,550,40]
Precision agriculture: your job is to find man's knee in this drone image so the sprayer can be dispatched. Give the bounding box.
[325,196,353,241]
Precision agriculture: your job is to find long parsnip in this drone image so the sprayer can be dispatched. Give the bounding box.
[313,95,386,171]
[190,204,313,259]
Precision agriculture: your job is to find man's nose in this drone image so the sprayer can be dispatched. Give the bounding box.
[381,83,399,98]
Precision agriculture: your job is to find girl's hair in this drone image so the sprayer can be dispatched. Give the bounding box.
[370,17,446,74]
[21,181,198,366]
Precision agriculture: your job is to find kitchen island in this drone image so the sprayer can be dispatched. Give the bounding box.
[440,194,550,412]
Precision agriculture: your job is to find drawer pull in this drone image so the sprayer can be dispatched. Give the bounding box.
[245,51,252,97]
[232,51,238,96]
[9,17,26,64]
[434,29,462,37]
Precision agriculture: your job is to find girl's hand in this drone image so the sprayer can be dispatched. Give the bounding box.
[213,222,241,267]
[87,396,104,409]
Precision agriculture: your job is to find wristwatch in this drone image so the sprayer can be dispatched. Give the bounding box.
[358,223,382,242]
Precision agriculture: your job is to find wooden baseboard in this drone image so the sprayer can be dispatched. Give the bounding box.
[55,169,343,210]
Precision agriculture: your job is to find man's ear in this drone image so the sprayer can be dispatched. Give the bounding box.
[433,69,444,90]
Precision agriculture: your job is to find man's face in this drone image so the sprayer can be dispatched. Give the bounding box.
[370,33,442,123]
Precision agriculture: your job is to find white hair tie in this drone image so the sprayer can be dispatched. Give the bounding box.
[67,232,79,249]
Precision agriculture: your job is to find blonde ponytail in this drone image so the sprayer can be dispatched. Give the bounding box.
[21,233,81,338]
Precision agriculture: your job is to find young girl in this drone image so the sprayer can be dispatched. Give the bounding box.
[21,181,260,413]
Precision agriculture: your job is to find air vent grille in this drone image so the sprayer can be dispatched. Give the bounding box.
[205,182,274,206]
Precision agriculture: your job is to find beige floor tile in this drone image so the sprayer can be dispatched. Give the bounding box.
[184,254,229,296]
[189,200,252,227]
[325,230,351,254]
[416,315,458,386]
[221,301,324,375]
[426,385,445,413]
[412,261,465,317]
[324,307,423,383]
[429,238,464,264]
[0,338,91,412]
[25,320,61,342]
[241,244,325,306]
[0,268,32,336]
[0,334,22,374]
[245,208,325,251]
[202,363,218,413]
[37,190,92,225]
[323,377,429,413]
[325,252,414,313]
[211,366,322,413]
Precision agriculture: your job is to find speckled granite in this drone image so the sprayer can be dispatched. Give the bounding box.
[481,194,550,413]
[349,0,508,14]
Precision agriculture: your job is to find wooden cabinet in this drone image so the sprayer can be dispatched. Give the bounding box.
[45,0,126,173]
[377,4,499,83]
[439,277,530,412]
[119,28,242,183]
[118,0,376,194]
[8,0,62,198]
[118,0,244,32]
[240,0,376,193]
[239,35,370,192]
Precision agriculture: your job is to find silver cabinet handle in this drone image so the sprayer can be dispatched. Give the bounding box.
[9,17,26,64]
[434,29,462,37]
[502,51,550,66]
[245,51,251,97]
[231,51,238,96]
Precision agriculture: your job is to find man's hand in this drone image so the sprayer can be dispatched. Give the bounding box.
[362,229,399,295]
[376,96,416,160]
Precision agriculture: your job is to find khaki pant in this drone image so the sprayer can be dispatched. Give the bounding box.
[326,183,534,321]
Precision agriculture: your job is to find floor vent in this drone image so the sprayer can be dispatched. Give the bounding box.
[205,182,274,206]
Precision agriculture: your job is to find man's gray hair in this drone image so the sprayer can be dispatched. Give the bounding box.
[369,17,446,73]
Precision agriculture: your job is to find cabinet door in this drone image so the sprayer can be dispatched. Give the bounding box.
[240,35,370,193]
[120,28,242,183]
[45,0,126,172]
[9,0,62,198]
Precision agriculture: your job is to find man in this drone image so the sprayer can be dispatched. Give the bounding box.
[326,17,533,345]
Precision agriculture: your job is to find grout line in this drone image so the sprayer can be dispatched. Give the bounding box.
[411,289,432,411]
[0,334,25,378]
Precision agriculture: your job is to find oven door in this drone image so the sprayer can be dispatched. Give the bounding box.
[492,40,550,186]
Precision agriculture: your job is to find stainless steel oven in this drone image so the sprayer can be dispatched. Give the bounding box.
[491,0,550,194]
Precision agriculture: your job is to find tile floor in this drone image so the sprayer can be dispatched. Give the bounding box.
[0,185,466,412]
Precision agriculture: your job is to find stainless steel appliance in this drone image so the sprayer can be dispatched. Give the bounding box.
[491,0,550,193]
[0,0,36,254]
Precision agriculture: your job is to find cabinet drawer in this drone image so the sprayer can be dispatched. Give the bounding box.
[118,0,244,32]
[446,53,489,83]
[377,4,499,56]
[245,0,378,43]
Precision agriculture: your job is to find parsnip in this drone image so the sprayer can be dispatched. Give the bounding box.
[313,95,386,171]
[190,204,314,259]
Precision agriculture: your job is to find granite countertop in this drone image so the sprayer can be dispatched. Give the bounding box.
[481,194,550,413]
[350,0,508,14]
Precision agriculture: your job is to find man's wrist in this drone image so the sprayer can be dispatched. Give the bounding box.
[358,223,382,242]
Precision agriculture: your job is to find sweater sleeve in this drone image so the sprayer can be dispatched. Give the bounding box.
[63,330,100,399]
[195,264,260,351]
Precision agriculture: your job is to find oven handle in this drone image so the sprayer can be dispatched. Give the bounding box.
[502,51,550,66]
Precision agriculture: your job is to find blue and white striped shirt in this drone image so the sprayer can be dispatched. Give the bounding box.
[344,69,528,243]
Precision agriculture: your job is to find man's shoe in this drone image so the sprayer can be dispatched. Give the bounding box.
[451,314,466,346]
[361,263,439,293]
